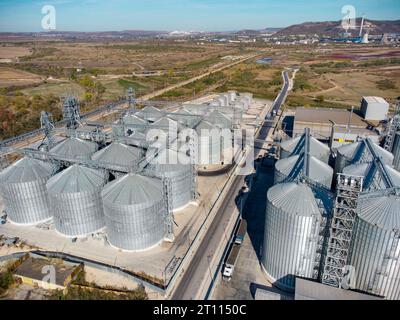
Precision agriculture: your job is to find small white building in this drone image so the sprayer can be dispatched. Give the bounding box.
[361,96,389,121]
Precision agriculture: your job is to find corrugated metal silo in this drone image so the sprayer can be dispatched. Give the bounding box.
[50,137,98,160]
[91,142,143,169]
[280,135,330,163]
[123,114,148,134]
[274,155,333,188]
[46,165,107,237]
[349,192,400,300]
[195,120,222,165]
[146,148,192,211]
[0,157,57,225]
[262,182,323,291]
[101,174,166,251]
[343,163,400,191]
[135,106,163,123]
[393,132,400,171]
[205,110,232,130]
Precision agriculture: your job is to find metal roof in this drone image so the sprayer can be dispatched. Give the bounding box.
[135,106,163,122]
[123,114,147,126]
[295,107,365,127]
[267,182,321,217]
[0,157,55,183]
[195,119,217,134]
[147,148,191,174]
[91,142,143,167]
[337,140,394,163]
[358,193,400,231]
[101,173,163,206]
[275,155,333,185]
[205,110,232,129]
[50,137,98,159]
[343,163,400,189]
[46,165,106,194]
[363,96,389,105]
[281,134,330,160]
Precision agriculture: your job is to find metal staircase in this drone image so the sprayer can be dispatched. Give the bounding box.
[322,173,363,288]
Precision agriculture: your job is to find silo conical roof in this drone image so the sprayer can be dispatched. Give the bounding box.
[136,106,163,122]
[343,163,400,189]
[46,165,106,193]
[358,194,400,230]
[337,140,393,164]
[267,182,321,217]
[123,114,147,126]
[50,137,98,159]
[101,174,163,206]
[281,135,330,161]
[147,148,191,174]
[0,157,55,183]
[275,155,333,186]
[91,142,143,167]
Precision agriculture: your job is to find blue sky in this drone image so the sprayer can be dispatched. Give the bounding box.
[0,0,399,32]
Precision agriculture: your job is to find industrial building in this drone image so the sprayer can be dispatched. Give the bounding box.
[361,96,390,121]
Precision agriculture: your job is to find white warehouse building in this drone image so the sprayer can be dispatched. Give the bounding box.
[361,96,389,121]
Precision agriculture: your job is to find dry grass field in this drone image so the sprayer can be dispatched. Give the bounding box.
[0,45,33,59]
[0,67,43,87]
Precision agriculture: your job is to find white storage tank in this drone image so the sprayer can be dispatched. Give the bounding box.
[274,155,333,189]
[0,157,57,225]
[280,134,330,163]
[262,182,326,291]
[146,148,193,211]
[50,137,98,160]
[361,96,390,121]
[101,174,167,251]
[349,192,400,300]
[46,165,107,237]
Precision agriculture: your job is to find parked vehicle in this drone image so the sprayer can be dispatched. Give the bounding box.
[235,219,247,245]
[223,243,241,281]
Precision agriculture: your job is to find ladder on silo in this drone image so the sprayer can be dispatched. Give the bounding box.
[384,100,400,152]
[163,176,175,242]
[189,129,198,201]
[321,173,363,288]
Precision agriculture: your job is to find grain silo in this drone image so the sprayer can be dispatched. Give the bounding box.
[101,174,166,251]
[335,139,393,175]
[205,110,232,131]
[183,104,210,116]
[262,182,328,291]
[46,165,107,237]
[280,134,330,163]
[135,106,163,123]
[274,154,333,189]
[195,119,222,165]
[147,117,181,144]
[123,113,148,134]
[0,157,57,225]
[146,148,193,211]
[91,142,144,170]
[343,162,400,191]
[50,137,98,160]
[392,132,400,171]
[349,191,400,300]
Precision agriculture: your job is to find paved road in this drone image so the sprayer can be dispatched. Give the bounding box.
[171,69,291,300]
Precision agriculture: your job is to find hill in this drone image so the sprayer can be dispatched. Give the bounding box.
[276,18,400,37]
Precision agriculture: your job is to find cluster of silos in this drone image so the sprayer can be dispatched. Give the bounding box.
[101,173,167,251]
[262,182,330,291]
[46,165,107,237]
[349,191,400,300]
[0,157,57,225]
[145,147,193,211]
